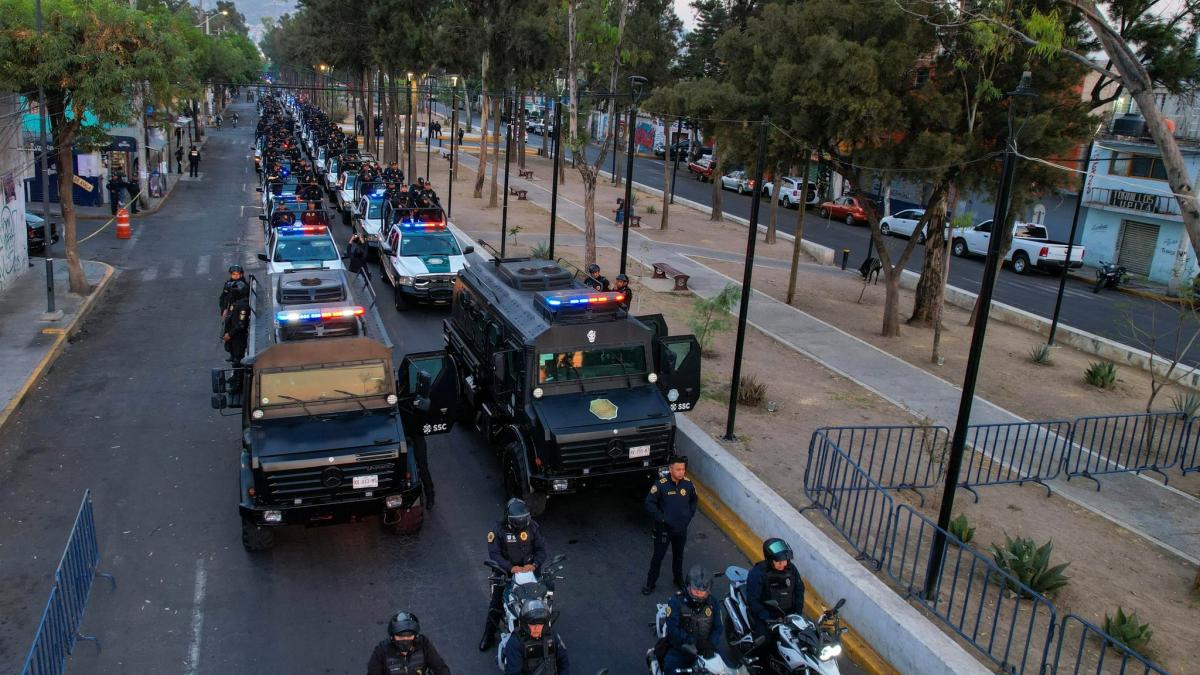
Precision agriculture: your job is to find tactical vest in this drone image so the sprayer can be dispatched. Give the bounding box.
[766,568,798,614]
[498,524,535,565]
[518,633,557,675]
[384,644,426,675]
[681,599,716,651]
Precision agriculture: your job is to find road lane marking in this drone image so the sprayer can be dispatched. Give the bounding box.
[196,254,211,276]
[168,259,184,279]
[185,559,207,675]
[221,252,234,271]
[140,266,158,282]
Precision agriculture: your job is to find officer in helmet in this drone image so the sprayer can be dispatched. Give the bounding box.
[480,498,549,651]
[218,265,249,319]
[222,298,252,368]
[663,565,724,673]
[502,599,569,675]
[582,263,610,292]
[746,537,805,637]
[366,611,451,675]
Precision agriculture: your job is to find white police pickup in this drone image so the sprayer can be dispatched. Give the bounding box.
[258,224,345,275]
[353,194,389,253]
[380,215,473,310]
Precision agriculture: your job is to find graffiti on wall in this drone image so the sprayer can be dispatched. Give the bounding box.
[0,171,29,293]
[635,123,655,153]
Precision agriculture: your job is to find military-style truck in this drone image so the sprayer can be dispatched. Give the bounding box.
[443,249,701,515]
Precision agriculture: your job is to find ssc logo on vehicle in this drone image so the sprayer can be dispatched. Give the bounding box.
[423,423,448,435]
[670,403,692,411]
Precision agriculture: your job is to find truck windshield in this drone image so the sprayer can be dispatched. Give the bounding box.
[274,236,338,262]
[366,200,383,219]
[537,345,647,383]
[259,361,390,405]
[401,232,461,256]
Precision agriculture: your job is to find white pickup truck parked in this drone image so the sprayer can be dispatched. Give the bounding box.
[952,221,1085,274]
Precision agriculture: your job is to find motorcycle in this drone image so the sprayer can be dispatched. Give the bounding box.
[484,553,567,672]
[646,599,765,675]
[722,566,847,674]
[1093,260,1127,293]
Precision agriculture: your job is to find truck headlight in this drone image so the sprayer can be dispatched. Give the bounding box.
[385,494,404,509]
[658,466,671,477]
[819,644,842,661]
[551,479,570,492]
[386,394,398,405]
[667,388,679,402]
[252,409,265,419]
[532,387,544,399]
[648,373,658,383]
[263,510,282,524]
[397,276,414,286]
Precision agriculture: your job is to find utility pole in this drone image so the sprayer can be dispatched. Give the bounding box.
[1048,138,1095,345]
[500,95,514,257]
[36,0,57,317]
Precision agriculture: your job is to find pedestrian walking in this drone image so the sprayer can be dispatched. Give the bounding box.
[175,146,184,174]
[188,145,201,178]
[642,456,697,595]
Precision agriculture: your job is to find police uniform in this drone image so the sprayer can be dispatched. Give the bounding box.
[644,476,697,590]
[663,592,723,672]
[614,285,632,311]
[583,274,610,292]
[218,277,250,315]
[502,630,570,675]
[746,559,805,636]
[484,520,549,639]
[365,635,450,675]
[223,301,251,366]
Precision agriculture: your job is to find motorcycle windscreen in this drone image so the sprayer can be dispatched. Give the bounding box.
[398,350,459,435]
[655,335,701,412]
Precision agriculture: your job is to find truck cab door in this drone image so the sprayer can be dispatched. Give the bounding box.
[399,350,459,436]
[635,313,668,341]
[654,335,701,413]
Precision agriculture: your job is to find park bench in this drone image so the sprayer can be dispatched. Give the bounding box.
[652,262,690,291]
[509,187,528,200]
[518,169,534,179]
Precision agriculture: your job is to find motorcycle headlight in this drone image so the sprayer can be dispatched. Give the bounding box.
[819,644,843,661]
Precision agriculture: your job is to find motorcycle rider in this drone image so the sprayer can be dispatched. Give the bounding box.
[746,538,806,638]
[366,611,452,675]
[502,599,570,675]
[480,498,548,651]
[664,566,724,673]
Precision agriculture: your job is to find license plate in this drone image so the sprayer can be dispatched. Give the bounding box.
[352,475,379,489]
[629,445,651,459]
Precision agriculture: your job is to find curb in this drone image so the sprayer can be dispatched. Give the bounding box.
[1066,270,1184,304]
[690,475,898,675]
[0,261,116,432]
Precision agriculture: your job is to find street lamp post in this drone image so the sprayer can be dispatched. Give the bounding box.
[923,71,1037,600]
[35,0,55,317]
[611,109,621,185]
[548,71,566,261]
[448,75,458,220]
[425,76,434,182]
[406,72,414,181]
[500,94,514,257]
[196,8,228,36]
[1048,138,1096,346]
[670,118,683,205]
[619,75,647,276]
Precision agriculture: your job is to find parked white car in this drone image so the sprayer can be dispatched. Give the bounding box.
[763,177,818,208]
[879,208,928,240]
[953,221,1086,274]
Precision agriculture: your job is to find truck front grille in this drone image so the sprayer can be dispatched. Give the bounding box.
[556,430,673,472]
[280,286,345,304]
[264,461,397,504]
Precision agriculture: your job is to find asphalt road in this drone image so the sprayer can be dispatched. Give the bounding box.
[440,103,1200,367]
[0,102,864,675]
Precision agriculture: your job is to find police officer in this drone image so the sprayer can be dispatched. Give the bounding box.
[222,298,251,367]
[106,173,124,215]
[613,274,632,311]
[663,566,723,673]
[502,599,569,675]
[218,265,250,318]
[188,145,201,177]
[583,263,610,292]
[642,456,697,595]
[481,498,548,651]
[746,538,806,637]
[366,611,451,675]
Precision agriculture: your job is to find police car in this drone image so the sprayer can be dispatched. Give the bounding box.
[352,192,388,253]
[380,211,472,310]
[258,224,344,274]
[269,270,369,342]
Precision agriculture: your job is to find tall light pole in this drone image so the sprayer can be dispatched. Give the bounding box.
[425,75,434,181]
[448,75,458,220]
[196,8,228,36]
[923,71,1037,600]
[619,76,647,276]
[548,71,566,261]
[500,93,514,257]
[35,0,55,317]
[670,117,683,204]
[1048,137,1096,346]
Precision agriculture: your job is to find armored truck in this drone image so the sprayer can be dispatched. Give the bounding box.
[444,252,701,515]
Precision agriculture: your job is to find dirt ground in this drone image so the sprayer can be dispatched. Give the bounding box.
[422,142,1199,672]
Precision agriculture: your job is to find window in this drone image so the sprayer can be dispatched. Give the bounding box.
[976,221,991,233]
[1109,152,1168,180]
[260,361,389,404]
[400,233,462,256]
[274,237,337,263]
[537,345,648,384]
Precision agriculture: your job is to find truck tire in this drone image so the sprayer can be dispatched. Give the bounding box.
[241,519,275,552]
[502,444,547,517]
[952,238,968,257]
[393,284,409,311]
[1012,252,1030,275]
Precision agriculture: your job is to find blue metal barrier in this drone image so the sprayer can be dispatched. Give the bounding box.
[21,490,115,675]
[885,504,1057,675]
[1051,613,1168,675]
[959,421,1072,500]
[812,425,948,501]
[1065,412,1187,488]
[802,431,896,569]
[1179,417,1200,476]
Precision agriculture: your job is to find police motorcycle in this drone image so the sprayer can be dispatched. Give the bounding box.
[646,599,764,675]
[722,566,846,675]
[484,553,567,672]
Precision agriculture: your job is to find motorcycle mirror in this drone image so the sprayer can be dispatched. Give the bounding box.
[549,553,567,565]
[680,644,698,658]
[832,598,846,612]
[483,559,506,574]
[839,627,849,635]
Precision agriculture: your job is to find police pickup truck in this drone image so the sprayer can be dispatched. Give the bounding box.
[444,248,701,515]
[256,267,386,344]
[380,209,472,310]
[258,223,344,274]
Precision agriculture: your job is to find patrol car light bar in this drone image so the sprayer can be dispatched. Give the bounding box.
[543,292,625,308]
[276,225,328,235]
[399,218,446,229]
[275,306,365,323]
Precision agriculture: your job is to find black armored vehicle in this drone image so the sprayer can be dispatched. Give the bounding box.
[444,249,701,515]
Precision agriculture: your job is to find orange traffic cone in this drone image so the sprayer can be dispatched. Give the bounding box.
[115,208,132,239]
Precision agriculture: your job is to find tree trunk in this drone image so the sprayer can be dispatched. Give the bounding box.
[49,105,87,294]
[786,151,812,305]
[408,80,418,183]
[583,169,598,266]
[709,140,722,221]
[881,269,904,337]
[382,71,392,164]
[660,116,672,230]
[475,92,489,198]
[910,184,951,325]
[365,69,374,155]
[489,96,500,208]
[766,160,782,244]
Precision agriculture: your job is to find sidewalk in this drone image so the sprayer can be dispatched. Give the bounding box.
[455,151,1200,566]
[0,260,114,431]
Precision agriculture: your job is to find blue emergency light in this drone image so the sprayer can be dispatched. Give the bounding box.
[541,291,625,310]
[400,218,446,229]
[276,224,327,235]
[276,306,365,323]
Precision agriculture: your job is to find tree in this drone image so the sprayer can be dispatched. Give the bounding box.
[0,0,189,293]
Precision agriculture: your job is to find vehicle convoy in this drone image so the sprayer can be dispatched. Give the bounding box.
[952,221,1085,274]
[444,247,702,515]
[723,566,847,675]
[381,209,473,310]
[486,554,568,672]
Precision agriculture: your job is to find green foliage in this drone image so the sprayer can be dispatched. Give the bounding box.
[948,513,975,545]
[529,240,551,260]
[737,374,766,407]
[989,535,1071,597]
[645,204,657,214]
[1103,607,1153,653]
[1169,391,1200,418]
[1029,343,1053,365]
[1085,361,1118,389]
[688,284,739,354]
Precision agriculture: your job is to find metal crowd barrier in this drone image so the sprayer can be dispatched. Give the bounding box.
[885,504,1058,675]
[1051,614,1169,675]
[1065,412,1188,488]
[21,490,115,675]
[812,424,948,501]
[802,431,897,569]
[1178,418,1200,476]
[959,420,1072,500]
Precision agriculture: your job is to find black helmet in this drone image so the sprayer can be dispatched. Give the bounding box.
[587,263,601,275]
[388,611,420,638]
[763,537,794,563]
[228,264,244,275]
[505,498,531,531]
[615,274,629,283]
[685,565,712,602]
[519,598,551,627]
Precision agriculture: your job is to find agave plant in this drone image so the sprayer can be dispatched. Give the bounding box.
[989,535,1070,597]
[1103,607,1153,653]
[1084,361,1118,389]
[948,513,975,545]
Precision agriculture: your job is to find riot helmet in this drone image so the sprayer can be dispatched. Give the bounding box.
[228,264,244,277]
[505,498,531,531]
[685,565,712,604]
[520,598,551,638]
[388,611,420,653]
[586,263,601,275]
[763,537,794,564]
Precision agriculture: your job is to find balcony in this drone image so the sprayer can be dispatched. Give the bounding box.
[1084,186,1181,218]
